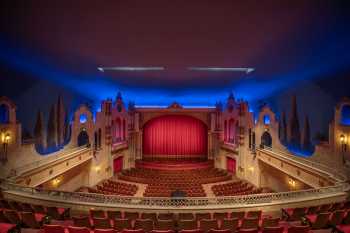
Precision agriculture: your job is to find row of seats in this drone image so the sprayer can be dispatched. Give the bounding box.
[88,180,138,196]
[118,167,232,197]
[211,182,262,197]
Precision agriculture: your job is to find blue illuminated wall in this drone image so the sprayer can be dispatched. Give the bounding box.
[341,105,350,126]
[0,104,9,124]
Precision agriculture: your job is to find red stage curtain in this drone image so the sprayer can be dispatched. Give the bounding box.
[113,157,123,174]
[227,157,236,174]
[143,115,207,156]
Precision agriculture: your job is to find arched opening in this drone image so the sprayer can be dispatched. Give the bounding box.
[261,131,272,148]
[0,104,10,124]
[77,130,89,147]
[341,105,350,126]
[263,115,271,125]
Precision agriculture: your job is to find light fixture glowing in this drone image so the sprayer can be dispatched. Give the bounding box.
[188,67,255,74]
[97,67,165,72]
[95,166,101,172]
[288,179,296,187]
[248,166,255,172]
[340,134,346,143]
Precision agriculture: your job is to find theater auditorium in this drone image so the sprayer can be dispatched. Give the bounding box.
[0,1,350,233]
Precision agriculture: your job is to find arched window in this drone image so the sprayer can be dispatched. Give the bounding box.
[77,130,89,147]
[79,114,88,123]
[341,105,350,126]
[261,131,272,148]
[263,115,271,125]
[0,104,9,124]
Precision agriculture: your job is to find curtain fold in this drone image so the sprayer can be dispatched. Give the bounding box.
[143,115,207,156]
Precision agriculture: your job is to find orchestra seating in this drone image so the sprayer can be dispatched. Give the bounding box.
[211,181,263,196]
[88,180,138,196]
[118,167,232,197]
[1,198,350,233]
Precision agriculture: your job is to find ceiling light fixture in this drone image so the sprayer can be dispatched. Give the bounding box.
[188,67,255,74]
[97,67,165,72]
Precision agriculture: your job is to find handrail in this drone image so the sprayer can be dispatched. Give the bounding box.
[0,179,348,208]
[11,146,91,177]
[256,146,347,182]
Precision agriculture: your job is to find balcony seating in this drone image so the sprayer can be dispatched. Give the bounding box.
[3,210,20,225]
[178,213,194,221]
[240,218,259,229]
[306,212,331,230]
[282,208,306,221]
[329,209,346,225]
[199,219,219,233]
[107,211,122,219]
[158,213,175,221]
[134,219,154,233]
[178,220,197,231]
[141,213,157,222]
[155,220,175,231]
[47,206,69,220]
[231,212,245,220]
[125,212,139,221]
[93,217,112,229]
[89,180,138,196]
[287,226,309,233]
[261,226,284,233]
[21,203,34,213]
[196,214,211,221]
[212,213,227,221]
[261,218,280,228]
[44,224,65,233]
[113,218,132,232]
[21,212,41,229]
[91,210,106,218]
[212,182,262,197]
[246,211,262,220]
[221,218,239,232]
[67,226,90,233]
[73,216,92,228]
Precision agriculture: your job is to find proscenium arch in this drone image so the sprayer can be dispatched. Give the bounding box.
[141,113,209,128]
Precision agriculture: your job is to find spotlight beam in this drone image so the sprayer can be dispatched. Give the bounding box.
[188,67,255,74]
[97,67,165,72]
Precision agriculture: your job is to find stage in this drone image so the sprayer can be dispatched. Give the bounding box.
[135,159,214,171]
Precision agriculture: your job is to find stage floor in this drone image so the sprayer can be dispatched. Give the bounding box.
[135,159,214,170]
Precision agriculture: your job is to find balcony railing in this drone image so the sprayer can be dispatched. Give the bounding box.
[0,178,348,209]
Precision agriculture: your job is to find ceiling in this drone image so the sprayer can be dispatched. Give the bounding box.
[0,0,349,106]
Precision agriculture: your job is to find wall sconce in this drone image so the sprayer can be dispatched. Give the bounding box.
[95,166,101,173]
[288,179,296,188]
[248,166,255,172]
[340,134,347,164]
[1,132,10,162]
[52,177,61,187]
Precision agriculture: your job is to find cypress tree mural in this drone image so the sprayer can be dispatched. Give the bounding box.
[280,111,287,145]
[288,95,301,149]
[301,115,311,151]
[63,110,71,144]
[57,95,65,146]
[47,104,58,150]
[34,110,46,152]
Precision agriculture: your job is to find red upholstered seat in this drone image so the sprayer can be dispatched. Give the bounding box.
[336,225,350,233]
[179,230,204,233]
[122,230,145,233]
[44,224,67,233]
[238,229,258,233]
[94,229,115,233]
[262,227,284,233]
[208,230,231,233]
[287,225,310,233]
[0,223,16,233]
[150,231,175,233]
[68,226,90,233]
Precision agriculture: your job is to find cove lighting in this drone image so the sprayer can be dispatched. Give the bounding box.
[97,67,165,72]
[188,67,255,74]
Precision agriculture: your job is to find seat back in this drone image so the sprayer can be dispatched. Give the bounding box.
[21,212,40,228]
[231,212,245,220]
[33,204,46,214]
[3,210,20,224]
[67,226,90,233]
[241,218,259,230]
[95,229,115,233]
[196,213,211,221]
[0,210,9,223]
[179,213,194,221]
[44,225,65,233]
[122,230,145,233]
[107,210,122,219]
[238,229,258,233]
[158,213,174,221]
[307,207,319,215]
[94,217,112,229]
[213,213,228,221]
[0,200,11,209]
[208,230,231,233]
[311,212,331,229]
[262,227,284,233]
[134,219,154,233]
[329,210,345,225]
[150,230,175,233]
[318,204,331,213]
[91,210,106,218]
[125,212,140,220]
[287,226,310,233]
[246,211,262,219]
[155,220,175,231]
[221,218,239,232]
[343,211,350,224]
[141,213,157,222]
[199,219,218,233]
[47,207,61,220]
[291,208,306,220]
[9,201,23,211]
[21,203,34,212]
[73,216,92,228]
[179,230,203,233]
[261,218,280,228]
[114,218,132,231]
[178,220,197,231]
